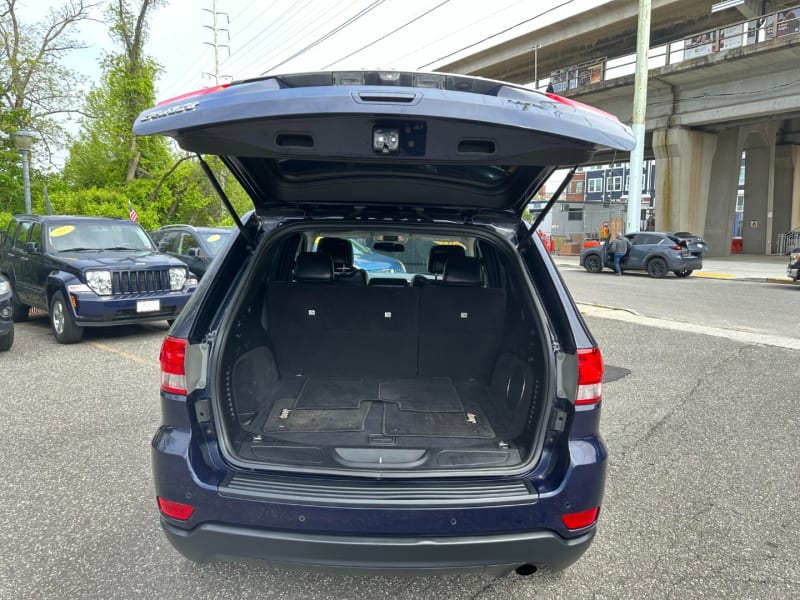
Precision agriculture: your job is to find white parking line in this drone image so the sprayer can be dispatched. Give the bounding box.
[578,303,800,350]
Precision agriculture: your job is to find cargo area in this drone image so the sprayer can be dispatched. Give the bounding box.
[211,227,554,475]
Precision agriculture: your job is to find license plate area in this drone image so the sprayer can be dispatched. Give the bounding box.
[136,299,160,313]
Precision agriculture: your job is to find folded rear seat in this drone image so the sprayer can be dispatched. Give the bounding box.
[418,256,506,380]
[269,253,419,377]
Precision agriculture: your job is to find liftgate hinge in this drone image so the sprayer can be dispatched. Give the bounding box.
[548,407,567,432]
[194,398,212,423]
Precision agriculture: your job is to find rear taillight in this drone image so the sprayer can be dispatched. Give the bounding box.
[670,245,683,251]
[561,507,599,530]
[157,497,194,520]
[576,347,603,406]
[157,83,230,106]
[160,336,187,395]
[545,92,618,120]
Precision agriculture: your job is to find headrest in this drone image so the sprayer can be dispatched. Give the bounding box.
[294,252,333,282]
[428,244,466,275]
[443,256,483,286]
[317,237,354,270]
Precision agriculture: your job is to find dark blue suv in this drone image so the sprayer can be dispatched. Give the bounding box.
[135,71,635,576]
[0,215,196,343]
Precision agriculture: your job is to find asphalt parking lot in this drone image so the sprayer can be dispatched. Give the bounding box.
[2,309,799,599]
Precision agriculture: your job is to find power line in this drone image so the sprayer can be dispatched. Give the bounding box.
[260,0,388,74]
[321,0,451,70]
[417,0,576,69]
[378,0,530,68]
[221,0,316,74]
[224,0,359,77]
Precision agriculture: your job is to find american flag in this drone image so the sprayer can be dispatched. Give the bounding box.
[128,201,138,222]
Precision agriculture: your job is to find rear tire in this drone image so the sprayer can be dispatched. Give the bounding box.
[584,254,603,273]
[646,257,668,279]
[0,326,13,351]
[50,291,83,344]
[674,269,693,278]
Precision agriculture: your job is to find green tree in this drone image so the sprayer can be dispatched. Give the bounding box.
[64,0,169,189]
[0,0,99,218]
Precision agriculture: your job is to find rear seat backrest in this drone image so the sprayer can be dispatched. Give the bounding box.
[269,252,505,380]
[418,257,505,379]
[269,264,419,377]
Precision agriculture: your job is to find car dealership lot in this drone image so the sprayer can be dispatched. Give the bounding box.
[2,297,799,598]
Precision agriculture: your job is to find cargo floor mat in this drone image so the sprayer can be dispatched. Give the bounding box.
[264,398,372,433]
[295,377,378,409]
[382,403,495,438]
[378,377,461,412]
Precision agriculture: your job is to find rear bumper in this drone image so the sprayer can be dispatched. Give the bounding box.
[671,257,702,270]
[161,520,594,576]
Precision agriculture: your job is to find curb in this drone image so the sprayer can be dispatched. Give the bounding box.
[555,262,795,284]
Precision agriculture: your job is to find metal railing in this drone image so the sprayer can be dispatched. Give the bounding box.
[544,5,800,92]
[778,229,800,254]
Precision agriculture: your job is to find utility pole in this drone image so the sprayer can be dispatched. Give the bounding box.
[533,44,541,88]
[202,0,230,85]
[627,0,651,234]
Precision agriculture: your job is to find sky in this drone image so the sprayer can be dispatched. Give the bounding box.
[25,0,609,103]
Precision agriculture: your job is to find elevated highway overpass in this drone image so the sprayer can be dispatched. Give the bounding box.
[439,0,800,255]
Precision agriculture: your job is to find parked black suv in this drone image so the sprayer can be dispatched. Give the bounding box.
[149,224,231,279]
[135,70,635,575]
[0,215,197,343]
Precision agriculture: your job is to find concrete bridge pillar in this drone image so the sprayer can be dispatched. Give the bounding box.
[741,123,778,254]
[703,128,744,257]
[653,124,786,256]
[653,127,720,249]
[773,145,798,249]
[782,145,800,231]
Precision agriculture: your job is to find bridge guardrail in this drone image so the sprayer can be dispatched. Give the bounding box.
[546,5,799,92]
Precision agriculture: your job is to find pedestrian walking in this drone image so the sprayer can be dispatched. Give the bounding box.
[610,233,630,275]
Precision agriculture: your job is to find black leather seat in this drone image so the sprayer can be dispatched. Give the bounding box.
[317,237,367,285]
[442,256,483,286]
[413,244,466,286]
[293,252,334,283]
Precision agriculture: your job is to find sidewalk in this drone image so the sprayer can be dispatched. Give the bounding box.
[551,252,796,284]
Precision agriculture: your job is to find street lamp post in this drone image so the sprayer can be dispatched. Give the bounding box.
[14,129,35,214]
